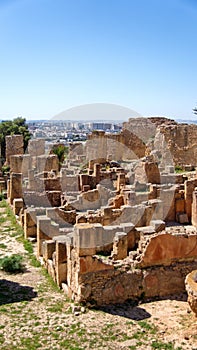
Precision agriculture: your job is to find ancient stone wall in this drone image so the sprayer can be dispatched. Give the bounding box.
[156,123,197,167]
[28,139,45,156]
[6,135,24,164]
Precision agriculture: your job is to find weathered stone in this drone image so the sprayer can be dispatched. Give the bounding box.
[36,155,59,173]
[28,139,45,156]
[13,198,24,216]
[111,232,128,260]
[6,135,23,164]
[192,189,197,227]
[185,270,197,316]
[137,233,197,268]
[10,173,22,204]
[79,255,114,274]
[42,240,56,260]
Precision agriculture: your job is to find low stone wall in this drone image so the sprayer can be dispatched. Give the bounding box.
[185,270,197,316]
[72,261,197,306]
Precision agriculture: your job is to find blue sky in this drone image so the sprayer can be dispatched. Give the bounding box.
[0,0,197,120]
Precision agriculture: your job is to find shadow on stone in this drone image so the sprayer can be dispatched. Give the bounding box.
[0,279,37,305]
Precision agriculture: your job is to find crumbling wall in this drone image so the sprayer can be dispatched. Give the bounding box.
[156,123,197,167]
[6,135,24,164]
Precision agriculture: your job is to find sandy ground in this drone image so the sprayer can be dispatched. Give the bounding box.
[0,205,197,350]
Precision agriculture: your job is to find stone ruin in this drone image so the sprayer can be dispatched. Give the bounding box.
[2,117,197,311]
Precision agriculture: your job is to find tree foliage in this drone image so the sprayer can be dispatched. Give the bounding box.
[0,117,31,161]
[51,144,69,170]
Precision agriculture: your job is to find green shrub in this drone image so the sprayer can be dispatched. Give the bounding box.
[0,193,4,201]
[1,165,10,175]
[0,254,24,273]
[175,165,184,173]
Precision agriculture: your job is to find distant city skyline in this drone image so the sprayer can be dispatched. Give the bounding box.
[0,0,197,120]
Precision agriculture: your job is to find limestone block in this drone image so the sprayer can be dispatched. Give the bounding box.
[145,161,160,184]
[93,163,101,183]
[46,191,61,207]
[74,223,103,256]
[37,216,51,257]
[56,238,67,263]
[24,207,46,238]
[36,155,59,173]
[46,207,76,227]
[112,232,128,260]
[13,198,24,216]
[10,154,31,177]
[102,225,123,246]
[138,233,197,268]
[117,173,126,191]
[136,226,155,236]
[177,213,189,224]
[42,240,56,260]
[28,139,45,156]
[47,259,56,282]
[192,189,197,227]
[143,268,185,298]
[185,270,197,316]
[10,155,23,173]
[175,198,185,213]
[48,222,60,238]
[56,262,67,287]
[150,220,165,232]
[120,223,137,250]
[123,190,136,206]
[10,173,22,204]
[160,188,176,221]
[185,179,197,221]
[115,204,146,227]
[44,178,61,191]
[79,255,114,274]
[6,135,23,164]
[82,185,90,192]
[61,171,79,192]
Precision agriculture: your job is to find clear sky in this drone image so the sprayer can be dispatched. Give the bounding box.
[0,0,197,120]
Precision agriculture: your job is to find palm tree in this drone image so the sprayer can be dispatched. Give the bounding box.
[51,144,69,170]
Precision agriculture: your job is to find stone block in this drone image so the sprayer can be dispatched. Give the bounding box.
[42,240,56,260]
[47,191,61,207]
[28,139,45,156]
[150,220,165,232]
[138,232,197,268]
[79,256,114,274]
[175,198,185,213]
[112,232,128,260]
[185,270,197,316]
[36,154,59,173]
[74,223,103,256]
[56,262,67,287]
[6,135,23,164]
[10,173,22,204]
[192,189,197,227]
[13,198,24,216]
[37,216,51,257]
[47,259,56,282]
[56,238,67,263]
[177,213,189,224]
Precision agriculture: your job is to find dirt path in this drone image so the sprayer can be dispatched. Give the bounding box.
[0,201,196,350]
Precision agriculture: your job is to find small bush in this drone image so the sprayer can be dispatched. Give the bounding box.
[1,165,10,175]
[175,165,184,173]
[0,254,24,273]
[0,193,4,201]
